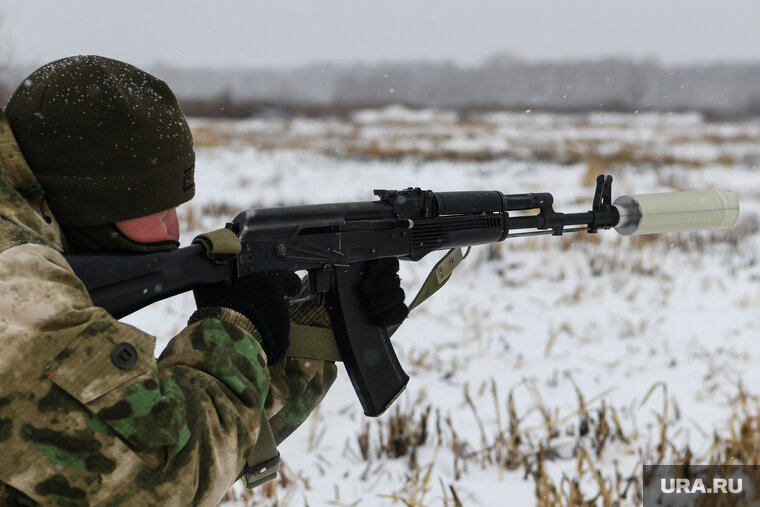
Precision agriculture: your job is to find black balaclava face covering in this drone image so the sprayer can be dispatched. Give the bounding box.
[62,223,180,253]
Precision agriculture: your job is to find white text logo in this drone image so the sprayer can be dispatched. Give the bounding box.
[660,478,742,495]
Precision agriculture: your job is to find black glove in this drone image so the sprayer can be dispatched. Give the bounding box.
[194,271,302,365]
[359,258,409,327]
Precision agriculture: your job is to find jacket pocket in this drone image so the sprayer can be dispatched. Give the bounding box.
[46,317,167,467]
[47,317,153,404]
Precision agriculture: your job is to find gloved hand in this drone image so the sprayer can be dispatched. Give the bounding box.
[194,271,302,365]
[359,258,409,327]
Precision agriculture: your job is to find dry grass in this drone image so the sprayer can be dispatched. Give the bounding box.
[222,381,760,506]
[326,380,760,506]
[341,378,646,506]
[191,113,755,168]
[705,382,760,466]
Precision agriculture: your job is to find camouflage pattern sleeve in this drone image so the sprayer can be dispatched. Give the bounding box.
[0,239,274,506]
[266,291,338,444]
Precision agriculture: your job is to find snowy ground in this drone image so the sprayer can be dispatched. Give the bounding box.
[122,108,760,506]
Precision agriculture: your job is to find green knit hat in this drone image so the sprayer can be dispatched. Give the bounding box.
[5,55,195,227]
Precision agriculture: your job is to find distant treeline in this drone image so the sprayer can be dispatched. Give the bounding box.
[4,57,760,119]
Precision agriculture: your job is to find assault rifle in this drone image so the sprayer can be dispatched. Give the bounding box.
[64,175,739,416]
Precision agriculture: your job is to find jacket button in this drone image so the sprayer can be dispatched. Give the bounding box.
[111,343,138,369]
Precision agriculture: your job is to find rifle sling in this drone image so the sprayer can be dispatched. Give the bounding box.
[286,248,467,361]
[287,323,342,361]
[240,418,280,489]
[387,247,467,337]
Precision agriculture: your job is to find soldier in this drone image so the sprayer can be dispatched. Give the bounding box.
[0,55,407,506]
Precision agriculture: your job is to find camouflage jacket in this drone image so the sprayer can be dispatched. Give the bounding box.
[0,110,337,506]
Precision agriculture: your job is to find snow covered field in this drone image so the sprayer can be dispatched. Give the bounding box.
[122,108,760,506]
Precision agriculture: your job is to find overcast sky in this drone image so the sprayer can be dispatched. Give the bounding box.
[2,0,760,69]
